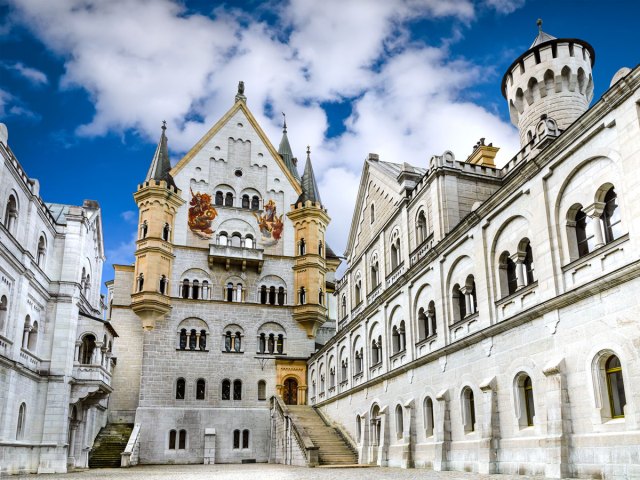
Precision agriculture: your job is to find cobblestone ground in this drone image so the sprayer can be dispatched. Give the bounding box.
[11,464,547,480]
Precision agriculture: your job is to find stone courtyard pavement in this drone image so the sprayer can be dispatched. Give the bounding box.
[9,464,547,480]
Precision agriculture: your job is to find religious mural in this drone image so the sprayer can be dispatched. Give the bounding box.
[254,199,284,246]
[188,188,217,239]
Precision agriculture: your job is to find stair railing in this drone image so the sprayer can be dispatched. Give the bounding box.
[121,423,141,467]
[270,396,319,467]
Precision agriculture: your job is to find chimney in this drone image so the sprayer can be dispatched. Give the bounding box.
[466,138,499,168]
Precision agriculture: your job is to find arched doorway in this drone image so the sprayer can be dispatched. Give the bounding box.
[283,378,298,405]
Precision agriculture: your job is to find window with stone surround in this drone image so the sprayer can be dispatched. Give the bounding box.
[233,380,242,400]
[140,220,148,239]
[168,430,176,450]
[79,333,96,364]
[0,295,7,333]
[176,378,185,400]
[178,429,186,449]
[423,397,434,437]
[16,402,26,440]
[233,429,240,449]
[258,380,266,400]
[461,387,476,433]
[395,404,403,440]
[242,429,249,448]
[4,193,18,235]
[36,235,46,268]
[222,379,231,400]
[196,379,205,400]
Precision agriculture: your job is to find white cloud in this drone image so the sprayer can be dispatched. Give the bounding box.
[0,88,40,121]
[484,0,526,14]
[8,0,524,256]
[105,231,137,267]
[120,210,137,223]
[8,62,48,85]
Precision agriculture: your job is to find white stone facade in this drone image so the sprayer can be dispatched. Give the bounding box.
[0,130,113,474]
[108,100,333,464]
[308,55,640,479]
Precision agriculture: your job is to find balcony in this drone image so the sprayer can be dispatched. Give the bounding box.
[208,244,264,272]
[386,262,405,288]
[70,364,113,405]
[495,281,539,322]
[449,311,479,341]
[367,283,383,304]
[410,234,434,266]
[19,348,41,372]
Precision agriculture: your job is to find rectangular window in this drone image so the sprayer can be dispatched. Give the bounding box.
[233,430,240,449]
[242,430,249,449]
[178,430,186,449]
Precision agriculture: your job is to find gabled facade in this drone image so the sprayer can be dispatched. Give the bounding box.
[107,85,338,464]
[0,127,113,474]
[308,28,640,479]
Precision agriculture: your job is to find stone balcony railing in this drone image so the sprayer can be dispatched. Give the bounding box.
[410,235,435,266]
[367,283,383,303]
[72,364,112,385]
[351,301,365,318]
[208,244,264,272]
[19,348,41,372]
[386,262,405,288]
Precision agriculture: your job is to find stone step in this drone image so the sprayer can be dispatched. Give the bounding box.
[88,423,134,469]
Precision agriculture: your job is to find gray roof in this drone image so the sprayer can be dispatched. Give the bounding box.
[297,150,322,205]
[277,122,301,182]
[46,203,70,225]
[372,159,427,181]
[530,29,557,48]
[145,124,177,189]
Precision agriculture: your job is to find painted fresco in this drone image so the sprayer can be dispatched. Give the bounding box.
[254,199,283,246]
[188,189,217,239]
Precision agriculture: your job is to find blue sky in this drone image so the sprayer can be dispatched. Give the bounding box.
[1,0,638,287]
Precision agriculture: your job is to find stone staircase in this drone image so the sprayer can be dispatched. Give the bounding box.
[287,405,358,466]
[88,423,133,468]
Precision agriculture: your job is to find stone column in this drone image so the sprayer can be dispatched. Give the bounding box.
[542,358,569,479]
[74,342,81,363]
[583,202,606,250]
[510,252,527,289]
[358,412,369,464]
[427,311,435,337]
[195,332,201,350]
[22,326,31,349]
[434,389,450,472]
[401,399,415,469]
[478,377,499,474]
[377,407,389,467]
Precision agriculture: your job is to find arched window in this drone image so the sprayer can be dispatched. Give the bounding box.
[222,379,231,400]
[258,380,266,401]
[182,279,190,299]
[370,260,379,289]
[574,207,592,258]
[395,404,404,440]
[277,287,285,305]
[299,287,306,305]
[329,367,336,388]
[417,211,427,244]
[162,223,170,241]
[602,187,622,243]
[196,379,205,400]
[224,192,233,207]
[215,191,223,206]
[236,283,243,302]
[0,295,7,332]
[268,333,276,354]
[341,295,347,318]
[189,329,197,350]
[242,194,250,209]
[354,279,361,305]
[226,283,234,302]
[242,429,249,449]
[258,333,266,353]
[276,334,284,354]
[318,240,323,256]
[391,242,399,270]
[251,196,260,210]
[269,286,276,305]
[219,232,228,246]
[370,204,375,224]
[36,236,46,267]
[84,274,91,297]
[606,355,626,418]
[80,334,96,364]
[424,397,434,437]
[4,195,18,234]
[179,329,187,350]
[523,242,535,285]
[136,274,144,292]
[341,359,348,382]
[299,238,306,255]
[192,280,200,300]
[178,429,186,449]
[428,301,437,336]
[199,330,207,350]
[140,220,148,239]
[233,430,240,449]
[176,378,185,400]
[356,415,362,443]
[231,233,242,248]
[523,376,535,426]
[168,430,177,449]
[500,252,518,297]
[452,284,465,322]
[260,285,267,304]
[202,280,210,300]
[225,331,232,352]
[462,387,476,433]
[467,276,477,313]
[159,275,168,295]
[319,288,324,305]
[16,402,26,440]
[233,380,242,400]
[391,326,400,354]
[245,236,254,249]
[355,350,363,374]
[235,332,242,352]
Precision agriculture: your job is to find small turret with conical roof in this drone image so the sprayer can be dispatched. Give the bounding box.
[287,147,336,338]
[277,114,302,182]
[131,123,185,330]
[502,20,595,147]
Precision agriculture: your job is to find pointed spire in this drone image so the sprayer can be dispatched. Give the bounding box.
[277,113,301,182]
[297,146,322,206]
[145,121,176,189]
[530,18,556,48]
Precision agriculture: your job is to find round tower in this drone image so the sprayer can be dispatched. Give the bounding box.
[502,20,595,147]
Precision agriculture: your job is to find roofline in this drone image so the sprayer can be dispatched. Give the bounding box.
[501,37,596,98]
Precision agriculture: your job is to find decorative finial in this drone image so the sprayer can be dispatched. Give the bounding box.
[306,145,311,159]
[282,112,287,133]
[161,120,167,131]
[537,18,543,32]
[237,81,245,95]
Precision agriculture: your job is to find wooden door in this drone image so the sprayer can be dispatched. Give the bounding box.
[283,378,298,405]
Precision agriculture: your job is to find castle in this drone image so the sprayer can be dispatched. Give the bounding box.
[1,22,640,479]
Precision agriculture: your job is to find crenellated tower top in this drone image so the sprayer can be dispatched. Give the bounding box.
[502,20,595,147]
